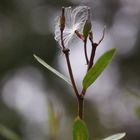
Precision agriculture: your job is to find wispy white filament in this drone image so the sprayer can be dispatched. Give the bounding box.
[55,6,90,48]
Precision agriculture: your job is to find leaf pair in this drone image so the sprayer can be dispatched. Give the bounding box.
[34,48,116,91]
[34,48,125,140]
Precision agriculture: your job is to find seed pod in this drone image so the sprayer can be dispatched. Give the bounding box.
[83,8,92,38]
[59,7,65,31]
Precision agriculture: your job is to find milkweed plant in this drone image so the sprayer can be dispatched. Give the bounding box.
[34,6,126,140]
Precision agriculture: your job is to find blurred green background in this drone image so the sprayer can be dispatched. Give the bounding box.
[0,0,140,140]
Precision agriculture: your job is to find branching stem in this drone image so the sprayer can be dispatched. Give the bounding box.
[59,9,107,120]
[88,41,97,71]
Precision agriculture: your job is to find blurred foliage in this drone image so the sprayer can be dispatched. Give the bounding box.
[0,124,21,140]
[135,106,140,120]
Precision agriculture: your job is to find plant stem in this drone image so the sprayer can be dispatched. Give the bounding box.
[60,30,79,98]
[88,42,97,71]
[60,28,84,120]
[59,8,85,120]
[84,39,89,65]
[78,96,84,119]
[60,30,65,50]
[63,49,79,99]
[62,43,84,120]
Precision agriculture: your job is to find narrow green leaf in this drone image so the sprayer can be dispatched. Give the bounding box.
[83,48,116,90]
[0,124,21,140]
[34,54,72,86]
[73,117,89,140]
[103,133,126,140]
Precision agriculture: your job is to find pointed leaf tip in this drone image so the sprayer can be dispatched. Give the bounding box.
[83,48,116,90]
[103,132,126,140]
[33,54,72,86]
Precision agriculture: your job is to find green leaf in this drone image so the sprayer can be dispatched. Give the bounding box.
[103,133,126,140]
[73,117,89,140]
[83,48,116,90]
[0,124,21,140]
[34,54,72,86]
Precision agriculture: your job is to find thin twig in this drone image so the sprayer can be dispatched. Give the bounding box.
[87,39,97,71]
[74,30,89,65]
[78,96,84,119]
[60,16,79,99]
[80,32,97,97]
[60,7,85,119]
[60,30,65,50]
[97,25,106,45]
[63,49,80,99]
[61,32,84,119]
[84,39,89,65]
